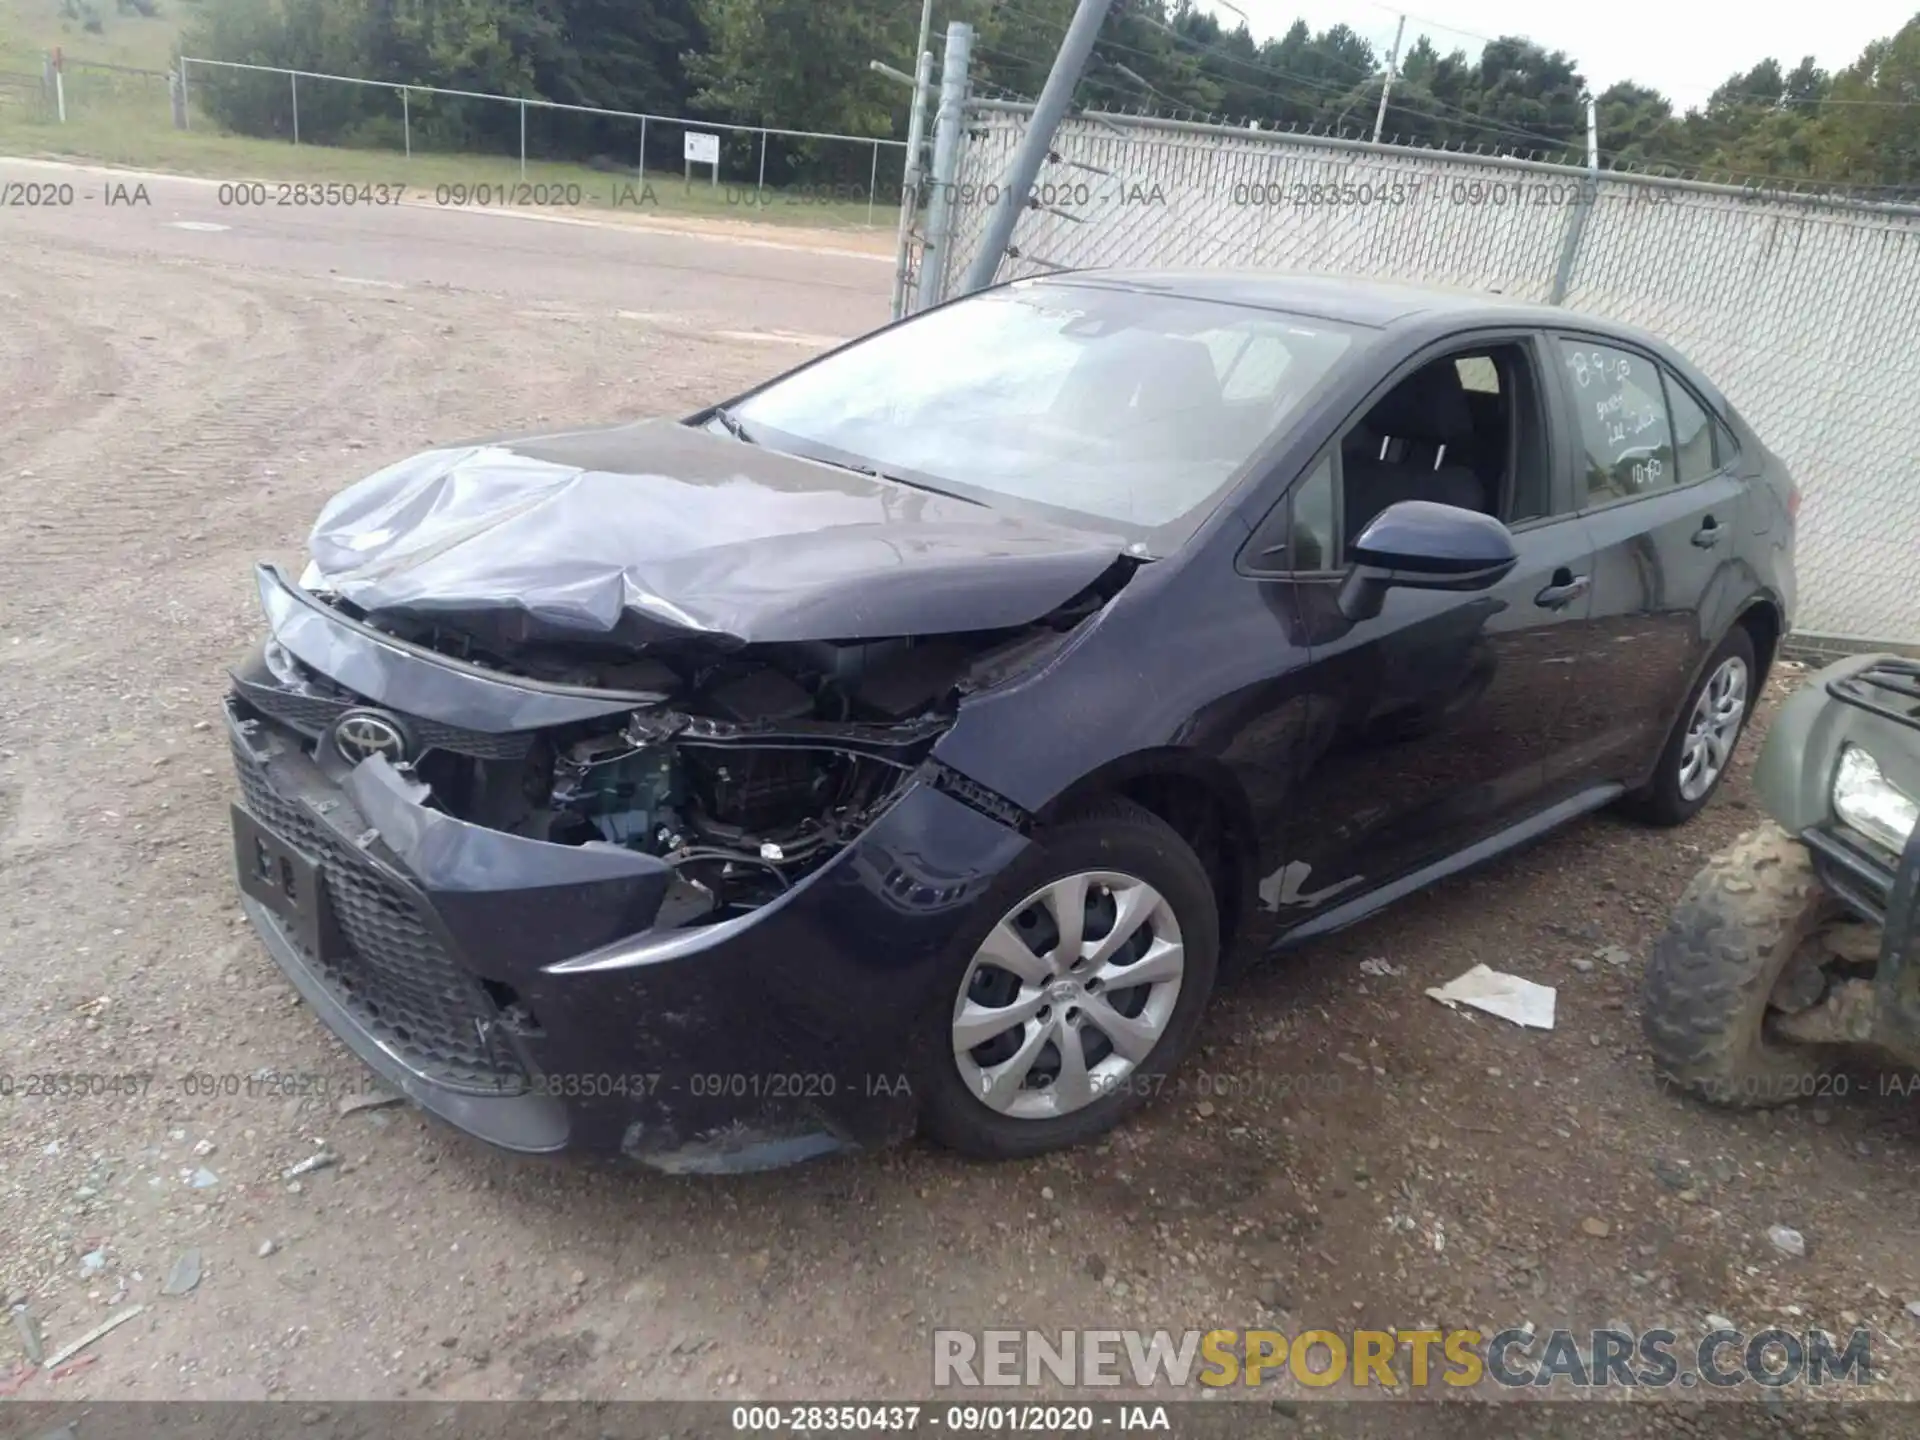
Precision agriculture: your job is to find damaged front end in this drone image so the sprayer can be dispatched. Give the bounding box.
[241,561,1108,913]
[225,561,1118,1164]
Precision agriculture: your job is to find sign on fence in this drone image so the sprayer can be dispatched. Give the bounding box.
[683,130,720,185]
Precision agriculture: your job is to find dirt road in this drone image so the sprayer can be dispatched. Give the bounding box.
[1,163,1916,1426]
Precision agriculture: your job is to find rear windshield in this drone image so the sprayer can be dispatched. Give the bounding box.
[731,280,1361,552]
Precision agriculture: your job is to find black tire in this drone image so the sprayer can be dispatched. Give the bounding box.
[1642,823,1842,1107]
[1619,625,1757,827]
[918,797,1220,1160]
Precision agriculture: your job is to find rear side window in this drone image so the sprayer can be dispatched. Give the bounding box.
[1665,375,1739,482]
[1558,340,1676,504]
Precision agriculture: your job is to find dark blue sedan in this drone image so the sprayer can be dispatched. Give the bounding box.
[223,271,1798,1169]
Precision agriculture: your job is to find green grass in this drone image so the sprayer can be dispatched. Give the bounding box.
[0,1,900,232]
[0,93,904,232]
[0,0,186,72]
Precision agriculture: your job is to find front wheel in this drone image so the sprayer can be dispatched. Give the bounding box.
[918,798,1220,1160]
[1642,823,1844,1107]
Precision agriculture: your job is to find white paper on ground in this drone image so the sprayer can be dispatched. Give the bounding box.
[1425,963,1557,1030]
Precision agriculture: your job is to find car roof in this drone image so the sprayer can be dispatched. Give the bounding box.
[1040,268,1638,338]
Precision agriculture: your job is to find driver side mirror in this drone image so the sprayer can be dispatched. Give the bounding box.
[1337,500,1518,622]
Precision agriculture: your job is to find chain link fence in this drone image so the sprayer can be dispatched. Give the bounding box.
[926,105,1920,651]
[177,58,908,225]
[0,67,50,121]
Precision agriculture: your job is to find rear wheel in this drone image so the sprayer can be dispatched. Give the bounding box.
[919,798,1219,1160]
[1642,823,1846,1106]
[1620,626,1756,826]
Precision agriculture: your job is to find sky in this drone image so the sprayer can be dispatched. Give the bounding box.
[1222,0,1920,112]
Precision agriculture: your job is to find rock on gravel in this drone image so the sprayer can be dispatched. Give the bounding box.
[282,1152,339,1181]
[162,1250,203,1297]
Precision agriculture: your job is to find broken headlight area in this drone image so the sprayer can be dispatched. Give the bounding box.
[532,704,943,915]
[299,621,1079,921]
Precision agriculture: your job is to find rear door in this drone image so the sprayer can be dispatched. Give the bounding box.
[1545,334,1751,791]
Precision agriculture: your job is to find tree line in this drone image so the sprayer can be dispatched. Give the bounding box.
[181,0,1920,193]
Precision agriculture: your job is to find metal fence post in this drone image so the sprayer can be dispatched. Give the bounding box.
[290,70,298,144]
[889,48,935,318]
[1550,156,1600,303]
[638,114,648,178]
[868,140,879,227]
[401,85,410,157]
[519,98,527,177]
[915,22,974,314]
[757,130,768,204]
[179,56,189,130]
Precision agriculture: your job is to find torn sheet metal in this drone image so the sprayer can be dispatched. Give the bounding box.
[304,419,1126,650]
[255,565,650,733]
[1426,963,1557,1030]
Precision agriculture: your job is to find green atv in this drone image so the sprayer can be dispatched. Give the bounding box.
[1644,654,1920,1105]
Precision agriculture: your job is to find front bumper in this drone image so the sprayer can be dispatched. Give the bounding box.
[225,698,1029,1170]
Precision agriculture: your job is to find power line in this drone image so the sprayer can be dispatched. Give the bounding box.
[978,10,1920,193]
[1127,9,1590,153]
[1382,1,1920,113]
[1709,89,1920,110]
[1086,0,1588,152]
[1099,53,1194,114]
[977,1,1920,192]
[981,0,1603,161]
[1371,4,1503,52]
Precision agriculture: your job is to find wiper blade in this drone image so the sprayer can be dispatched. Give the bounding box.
[836,460,986,508]
[712,406,757,444]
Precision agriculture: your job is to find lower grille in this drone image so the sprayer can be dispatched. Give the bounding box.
[232,737,527,1094]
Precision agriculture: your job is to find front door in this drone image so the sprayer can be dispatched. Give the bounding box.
[1230,337,1595,925]
[1267,511,1593,916]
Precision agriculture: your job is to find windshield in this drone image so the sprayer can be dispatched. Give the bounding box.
[729,280,1361,551]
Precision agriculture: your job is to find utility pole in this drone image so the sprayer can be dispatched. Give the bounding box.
[957,0,1117,297]
[913,0,936,102]
[1372,14,1406,145]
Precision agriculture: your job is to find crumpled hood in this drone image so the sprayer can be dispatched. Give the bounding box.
[306,419,1127,649]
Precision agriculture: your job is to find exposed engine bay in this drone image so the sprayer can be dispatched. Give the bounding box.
[260,572,1125,919]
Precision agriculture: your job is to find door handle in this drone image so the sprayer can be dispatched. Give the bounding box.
[1534,574,1590,610]
[1692,517,1724,548]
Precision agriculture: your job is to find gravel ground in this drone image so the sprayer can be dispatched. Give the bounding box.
[1,202,1917,1429]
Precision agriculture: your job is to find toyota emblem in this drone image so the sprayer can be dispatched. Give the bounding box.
[332,709,412,766]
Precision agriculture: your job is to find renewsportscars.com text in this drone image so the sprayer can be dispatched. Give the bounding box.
[933,1327,1873,1390]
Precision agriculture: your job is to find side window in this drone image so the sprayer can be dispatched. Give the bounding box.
[1455,356,1500,395]
[1665,373,1734,483]
[1290,455,1338,571]
[1558,339,1676,505]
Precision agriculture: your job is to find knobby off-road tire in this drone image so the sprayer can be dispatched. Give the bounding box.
[1642,822,1842,1107]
